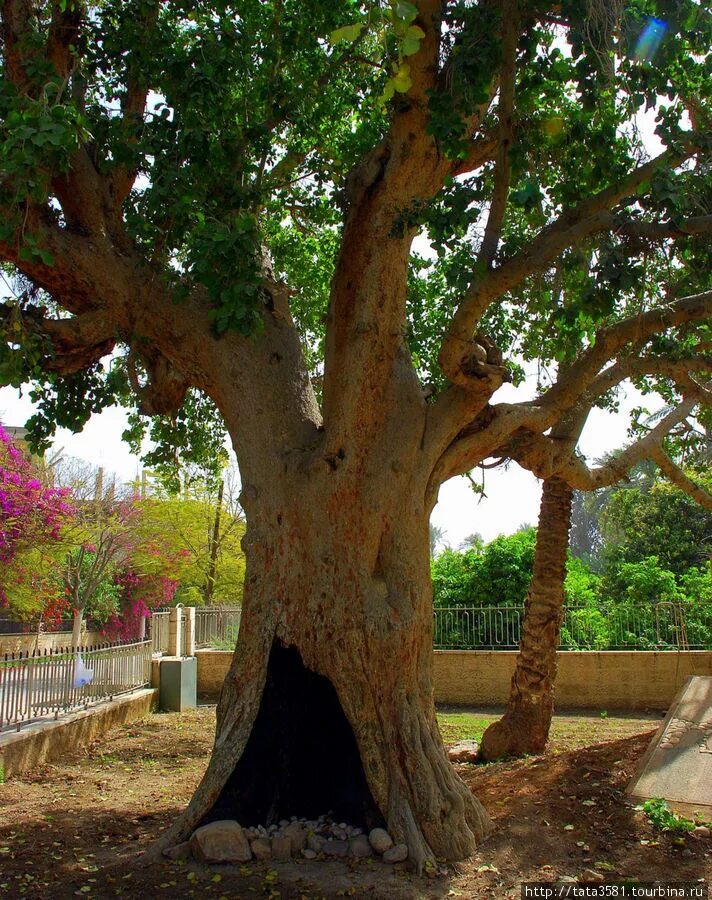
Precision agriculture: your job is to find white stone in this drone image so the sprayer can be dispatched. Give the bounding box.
[302,848,317,859]
[382,843,408,864]
[323,839,350,858]
[190,820,252,863]
[447,740,480,764]
[368,828,393,854]
[580,870,605,885]
[307,834,326,853]
[162,841,191,861]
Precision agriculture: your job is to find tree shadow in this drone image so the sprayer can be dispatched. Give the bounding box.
[459,733,710,886]
[0,805,458,899]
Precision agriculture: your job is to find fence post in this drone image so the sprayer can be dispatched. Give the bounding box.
[184,607,196,657]
[168,607,183,657]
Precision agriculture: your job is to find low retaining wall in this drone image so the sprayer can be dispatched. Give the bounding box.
[0,688,158,779]
[195,650,233,697]
[193,649,712,711]
[434,650,712,710]
[0,631,103,655]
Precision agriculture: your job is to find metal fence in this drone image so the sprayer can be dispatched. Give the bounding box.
[150,607,242,653]
[150,610,170,653]
[195,607,241,649]
[433,602,710,650]
[148,602,708,654]
[0,640,152,733]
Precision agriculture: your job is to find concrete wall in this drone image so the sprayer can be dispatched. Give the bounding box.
[0,631,104,655]
[191,649,712,711]
[0,688,158,778]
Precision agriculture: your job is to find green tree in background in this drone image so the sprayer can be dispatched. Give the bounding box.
[601,478,712,575]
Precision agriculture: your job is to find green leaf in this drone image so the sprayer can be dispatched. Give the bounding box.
[394,1,418,25]
[401,36,421,56]
[328,24,364,44]
[393,64,412,93]
[380,79,397,105]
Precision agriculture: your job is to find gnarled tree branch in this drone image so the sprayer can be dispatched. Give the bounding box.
[46,0,83,79]
[649,446,712,511]
[1,0,33,90]
[438,143,700,389]
[537,290,712,419]
[477,0,518,268]
[127,347,190,417]
[507,397,700,489]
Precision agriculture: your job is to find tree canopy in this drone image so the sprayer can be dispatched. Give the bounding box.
[0,0,709,492]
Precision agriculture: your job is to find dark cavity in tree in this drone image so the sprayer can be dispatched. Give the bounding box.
[205,641,385,831]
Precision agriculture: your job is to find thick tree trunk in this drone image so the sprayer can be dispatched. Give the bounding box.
[479,476,573,761]
[150,452,491,868]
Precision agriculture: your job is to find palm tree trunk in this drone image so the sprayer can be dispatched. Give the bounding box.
[479,476,573,760]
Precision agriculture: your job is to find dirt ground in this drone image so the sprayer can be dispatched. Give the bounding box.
[0,705,710,899]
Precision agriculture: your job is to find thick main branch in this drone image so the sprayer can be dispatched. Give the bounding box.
[438,144,700,388]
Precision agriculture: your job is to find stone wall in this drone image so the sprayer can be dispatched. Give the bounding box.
[196,649,234,697]
[0,631,104,655]
[433,650,712,710]
[193,649,712,711]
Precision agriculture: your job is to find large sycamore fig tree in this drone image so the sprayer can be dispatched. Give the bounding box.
[1,0,712,866]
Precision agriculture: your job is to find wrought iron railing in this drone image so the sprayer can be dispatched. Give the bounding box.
[0,640,152,733]
[194,607,241,649]
[433,602,710,651]
[150,610,170,653]
[149,602,709,655]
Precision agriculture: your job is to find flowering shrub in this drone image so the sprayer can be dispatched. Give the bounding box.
[102,570,178,641]
[0,425,73,560]
[0,425,74,608]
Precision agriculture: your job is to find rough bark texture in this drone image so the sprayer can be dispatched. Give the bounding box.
[150,415,492,869]
[479,476,574,761]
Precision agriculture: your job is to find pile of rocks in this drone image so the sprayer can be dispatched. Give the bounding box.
[165,817,409,866]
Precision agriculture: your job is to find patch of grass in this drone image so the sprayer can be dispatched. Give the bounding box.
[97,753,121,766]
[641,798,695,834]
[436,712,495,743]
[0,761,4,784]
[435,709,660,751]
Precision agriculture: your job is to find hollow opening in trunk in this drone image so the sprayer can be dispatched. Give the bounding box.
[205,640,385,831]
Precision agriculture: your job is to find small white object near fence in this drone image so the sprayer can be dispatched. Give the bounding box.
[0,640,152,733]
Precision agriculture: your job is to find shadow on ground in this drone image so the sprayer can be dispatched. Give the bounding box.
[0,805,457,899]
